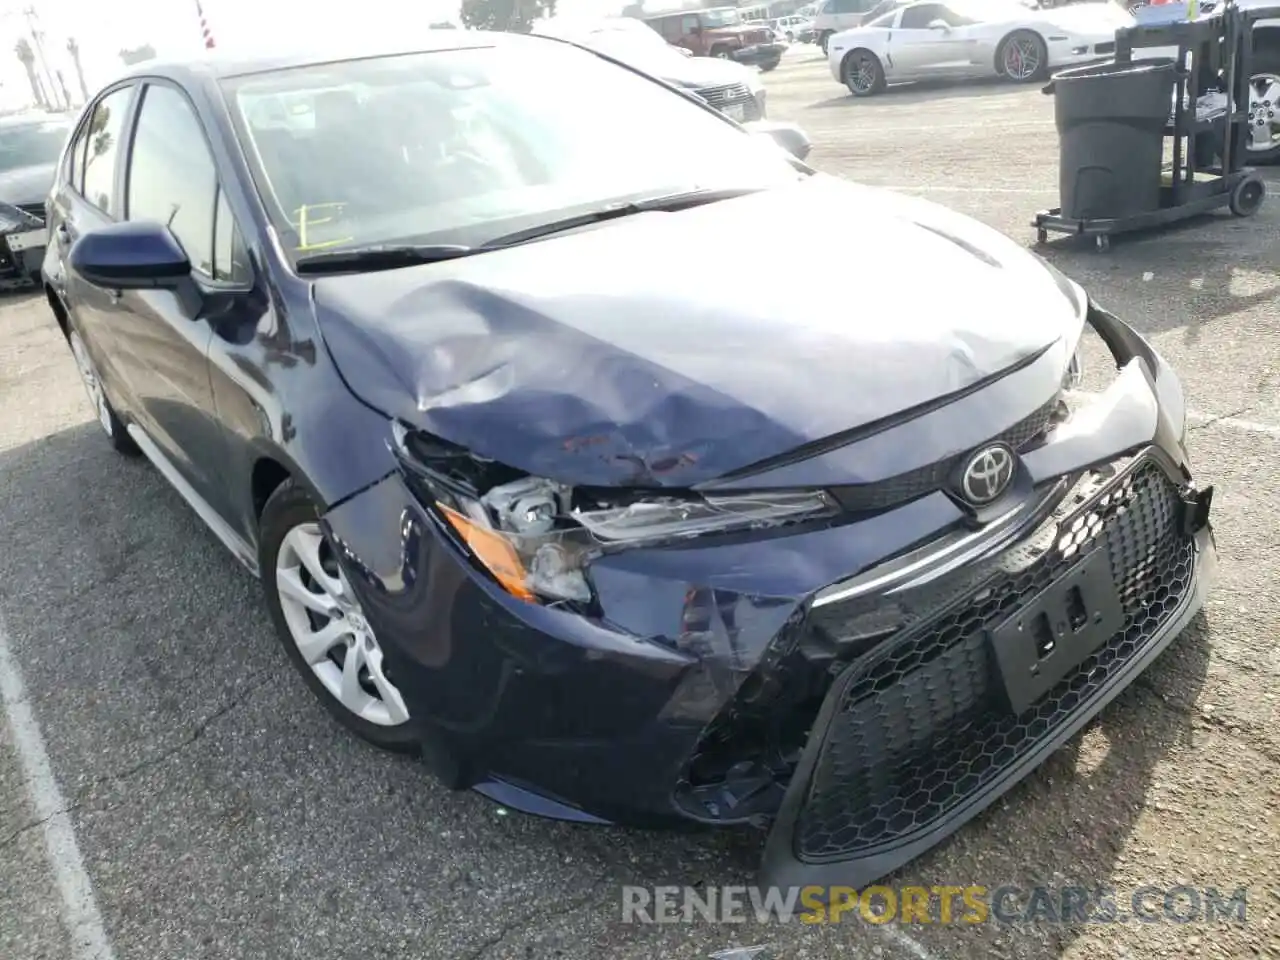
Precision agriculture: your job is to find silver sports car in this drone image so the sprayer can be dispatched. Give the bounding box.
[828,0,1133,96]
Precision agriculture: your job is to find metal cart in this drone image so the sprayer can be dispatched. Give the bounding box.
[1033,2,1274,251]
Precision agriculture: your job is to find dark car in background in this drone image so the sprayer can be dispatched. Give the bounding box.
[0,111,74,287]
[645,6,788,69]
[45,29,1214,891]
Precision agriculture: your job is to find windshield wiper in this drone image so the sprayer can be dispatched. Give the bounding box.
[295,244,476,275]
[293,188,764,273]
[480,187,764,249]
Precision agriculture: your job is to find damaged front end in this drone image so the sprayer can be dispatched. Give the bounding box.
[321,295,1212,888]
[0,201,46,290]
[389,420,840,609]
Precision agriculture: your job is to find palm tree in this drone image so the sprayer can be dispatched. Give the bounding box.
[13,38,46,109]
[66,37,89,102]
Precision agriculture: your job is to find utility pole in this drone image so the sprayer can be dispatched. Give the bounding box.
[22,6,64,111]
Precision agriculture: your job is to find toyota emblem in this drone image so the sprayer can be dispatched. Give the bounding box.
[959,443,1016,506]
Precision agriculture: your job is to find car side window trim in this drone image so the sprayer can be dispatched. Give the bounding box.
[122,78,254,290]
[66,81,138,213]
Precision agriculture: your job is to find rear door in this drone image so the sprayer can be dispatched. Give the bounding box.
[109,79,235,514]
[47,84,140,415]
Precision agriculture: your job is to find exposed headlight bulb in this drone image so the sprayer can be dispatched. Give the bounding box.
[1064,347,1083,390]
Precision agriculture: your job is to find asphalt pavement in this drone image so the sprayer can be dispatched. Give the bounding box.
[2,46,1279,960]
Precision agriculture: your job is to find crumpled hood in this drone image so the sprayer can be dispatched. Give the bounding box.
[313,175,1082,488]
[0,163,53,208]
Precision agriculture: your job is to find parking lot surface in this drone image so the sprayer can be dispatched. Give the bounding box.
[2,45,1279,960]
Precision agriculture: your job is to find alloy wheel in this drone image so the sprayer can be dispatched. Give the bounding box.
[275,521,410,727]
[1003,36,1041,81]
[847,56,877,94]
[1248,73,1280,154]
[68,330,114,437]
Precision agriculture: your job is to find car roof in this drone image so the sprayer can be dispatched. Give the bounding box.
[0,111,75,127]
[111,29,533,85]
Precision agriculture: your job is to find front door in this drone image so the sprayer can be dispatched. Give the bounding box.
[110,80,232,515]
[887,3,968,78]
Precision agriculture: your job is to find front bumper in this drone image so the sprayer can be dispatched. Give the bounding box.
[1048,35,1119,69]
[759,450,1214,888]
[322,300,1214,876]
[732,42,787,66]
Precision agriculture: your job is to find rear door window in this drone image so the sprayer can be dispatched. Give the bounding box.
[80,86,134,216]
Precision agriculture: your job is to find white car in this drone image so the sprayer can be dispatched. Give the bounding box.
[827,0,1133,95]
[772,14,813,39]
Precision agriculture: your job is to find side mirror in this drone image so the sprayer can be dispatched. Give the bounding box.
[69,220,190,290]
[928,18,951,29]
[743,120,813,161]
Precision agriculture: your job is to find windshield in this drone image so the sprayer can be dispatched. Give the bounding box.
[0,119,73,174]
[223,41,801,261]
[700,8,744,26]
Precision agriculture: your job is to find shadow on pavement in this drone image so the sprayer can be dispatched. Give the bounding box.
[813,76,1037,109]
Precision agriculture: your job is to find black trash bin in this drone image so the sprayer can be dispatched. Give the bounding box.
[1046,58,1176,221]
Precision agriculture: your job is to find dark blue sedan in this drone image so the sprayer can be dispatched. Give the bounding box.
[42,29,1215,889]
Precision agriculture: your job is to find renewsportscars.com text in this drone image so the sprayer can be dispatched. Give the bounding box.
[620,884,1250,925]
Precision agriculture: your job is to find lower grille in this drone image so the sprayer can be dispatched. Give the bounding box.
[794,458,1194,862]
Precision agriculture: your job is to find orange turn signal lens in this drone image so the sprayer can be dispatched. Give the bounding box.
[437,504,534,601]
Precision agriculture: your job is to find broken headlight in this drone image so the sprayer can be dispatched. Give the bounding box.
[391,423,838,604]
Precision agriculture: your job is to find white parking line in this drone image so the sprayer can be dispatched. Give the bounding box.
[876,925,937,959]
[855,120,1053,133]
[863,185,1052,194]
[1188,408,1280,438]
[0,614,115,960]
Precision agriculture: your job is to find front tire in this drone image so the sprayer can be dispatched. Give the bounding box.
[998,30,1048,84]
[843,49,886,97]
[260,480,419,753]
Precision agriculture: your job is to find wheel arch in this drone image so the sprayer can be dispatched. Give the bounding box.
[252,455,294,523]
[994,28,1046,76]
[44,282,69,340]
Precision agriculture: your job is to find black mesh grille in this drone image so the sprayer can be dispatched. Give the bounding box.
[830,393,1063,514]
[15,202,44,223]
[795,459,1193,863]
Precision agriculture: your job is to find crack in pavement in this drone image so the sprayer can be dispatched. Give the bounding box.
[1187,406,1253,432]
[460,890,604,960]
[0,671,277,852]
[1134,677,1280,765]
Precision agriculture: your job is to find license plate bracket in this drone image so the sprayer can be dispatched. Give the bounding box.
[6,228,45,253]
[988,549,1125,715]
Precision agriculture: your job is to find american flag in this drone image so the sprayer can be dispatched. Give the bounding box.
[194,0,216,50]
